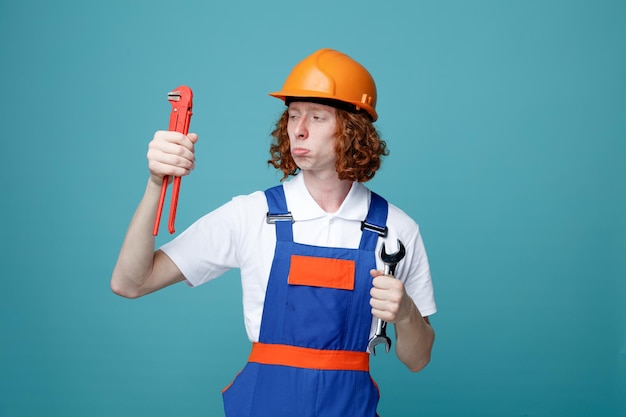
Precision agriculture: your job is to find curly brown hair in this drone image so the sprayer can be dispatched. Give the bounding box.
[268,108,388,182]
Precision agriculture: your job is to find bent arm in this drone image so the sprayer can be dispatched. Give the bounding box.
[110,179,185,298]
[110,131,198,298]
[394,307,434,372]
[370,270,435,372]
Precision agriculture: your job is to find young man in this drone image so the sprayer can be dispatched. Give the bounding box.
[111,48,436,416]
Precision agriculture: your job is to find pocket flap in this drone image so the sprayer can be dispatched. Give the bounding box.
[288,255,355,290]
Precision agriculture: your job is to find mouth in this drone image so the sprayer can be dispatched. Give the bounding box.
[291,147,310,157]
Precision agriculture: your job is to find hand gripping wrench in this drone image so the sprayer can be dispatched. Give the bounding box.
[153,86,194,236]
[368,240,406,355]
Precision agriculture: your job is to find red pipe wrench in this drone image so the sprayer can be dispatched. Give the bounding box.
[153,85,193,236]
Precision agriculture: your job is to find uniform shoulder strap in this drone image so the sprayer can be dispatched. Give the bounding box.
[264,185,294,242]
[359,191,388,250]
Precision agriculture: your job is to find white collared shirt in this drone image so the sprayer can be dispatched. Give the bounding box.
[161,173,436,342]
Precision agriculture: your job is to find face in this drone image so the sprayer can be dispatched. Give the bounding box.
[287,101,338,175]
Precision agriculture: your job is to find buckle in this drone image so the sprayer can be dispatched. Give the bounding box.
[361,221,387,237]
[266,212,294,224]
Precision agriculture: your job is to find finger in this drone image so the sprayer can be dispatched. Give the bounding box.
[370,305,397,322]
[154,130,184,143]
[370,269,384,278]
[147,146,194,169]
[148,159,193,178]
[155,130,196,151]
[370,288,401,307]
[370,281,404,305]
[159,141,196,163]
[187,132,199,144]
[147,142,194,173]
[370,292,402,319]
[149,137,195,164]
[371,274,398,290]
[150,149,194,170]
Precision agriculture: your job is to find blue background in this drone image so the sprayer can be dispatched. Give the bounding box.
[1,1,624,416]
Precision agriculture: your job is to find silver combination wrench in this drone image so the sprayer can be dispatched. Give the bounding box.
[368,240,406,355]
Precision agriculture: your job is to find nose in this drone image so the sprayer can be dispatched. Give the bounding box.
[293,117,308,139]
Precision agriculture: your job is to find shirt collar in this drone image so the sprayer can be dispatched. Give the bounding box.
[283,173,370,221]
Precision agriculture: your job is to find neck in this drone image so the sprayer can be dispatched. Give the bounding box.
[302,171,353,213]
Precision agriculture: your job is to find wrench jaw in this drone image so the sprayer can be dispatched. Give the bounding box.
[167,85,193,105]
[167,86,193,137]
[380,240,406,272]
[368,335,391,356]
[368,316,392,356]
[167,91,182,102]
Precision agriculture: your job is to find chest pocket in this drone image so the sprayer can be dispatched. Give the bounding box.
[288,255,355,290]
[283,253,358,349]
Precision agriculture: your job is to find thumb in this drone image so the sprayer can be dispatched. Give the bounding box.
[188,132,199,144]
[370,269,384,278]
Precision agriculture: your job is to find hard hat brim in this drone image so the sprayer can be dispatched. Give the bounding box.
[269,90,378,121]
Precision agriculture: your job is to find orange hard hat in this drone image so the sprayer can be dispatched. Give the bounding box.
[269,48,378,121]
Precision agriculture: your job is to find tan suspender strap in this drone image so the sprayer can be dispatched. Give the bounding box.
[248,342,370,372]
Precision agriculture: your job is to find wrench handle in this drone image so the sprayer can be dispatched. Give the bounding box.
[168,176,181,234]
[383,264,398,277]
[153,85,193,236]
[375,317,388,334]
[153,176,169,236]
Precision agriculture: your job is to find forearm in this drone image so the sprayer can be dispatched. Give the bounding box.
[110,179,162,298]
[394,302,435,372]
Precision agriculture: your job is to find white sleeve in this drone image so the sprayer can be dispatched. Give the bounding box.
[383,204,437,318]
[159,199,242,287]
[402,225,437,317]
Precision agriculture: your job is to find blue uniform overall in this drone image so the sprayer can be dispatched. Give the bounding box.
[222,185,388,417]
